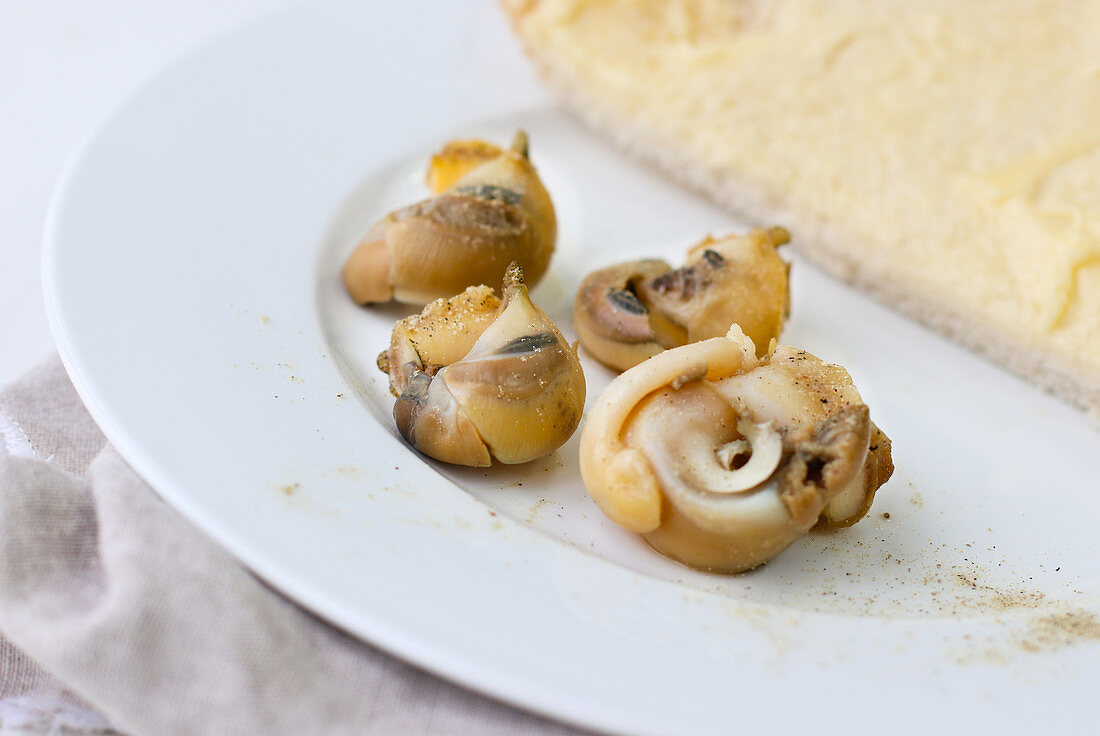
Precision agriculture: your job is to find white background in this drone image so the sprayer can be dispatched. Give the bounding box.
[1,0,293,387]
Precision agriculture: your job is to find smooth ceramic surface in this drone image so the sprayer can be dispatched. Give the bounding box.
[44,3,1100,734]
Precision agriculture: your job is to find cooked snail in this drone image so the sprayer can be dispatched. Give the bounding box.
[343,131,556,305]
[574,227,790,371]
[378,263,585,466]
[578,325,893,573]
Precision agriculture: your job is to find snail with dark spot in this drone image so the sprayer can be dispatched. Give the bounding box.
[579,325,893,573]
[574,227,791,372]
[343,131,556,306]
[378,263,585,466]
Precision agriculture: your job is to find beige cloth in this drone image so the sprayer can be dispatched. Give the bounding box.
[0,358,589,736]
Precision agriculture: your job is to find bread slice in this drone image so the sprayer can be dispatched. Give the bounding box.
[504,0,1100,419]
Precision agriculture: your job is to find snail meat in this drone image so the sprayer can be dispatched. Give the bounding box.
[579,325,893,573]
[379,263,585,466]
[574,227,790,371]
[344,132,556,306]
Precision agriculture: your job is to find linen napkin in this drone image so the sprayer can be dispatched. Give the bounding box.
[0,357,589,736]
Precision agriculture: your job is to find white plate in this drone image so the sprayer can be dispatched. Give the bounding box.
[43,2,1100,734]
